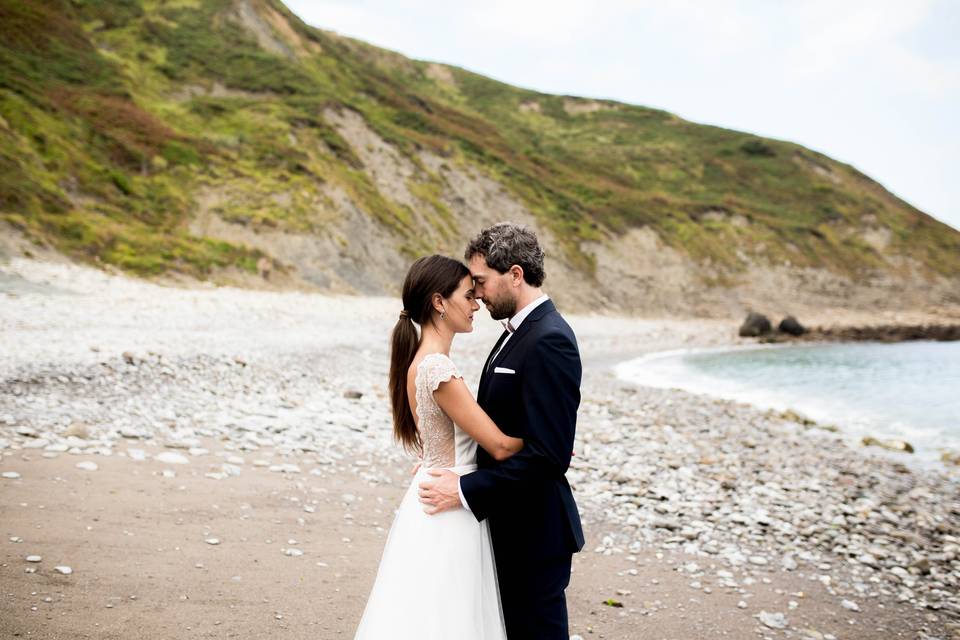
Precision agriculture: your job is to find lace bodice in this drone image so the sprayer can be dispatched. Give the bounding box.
[414,353,478,469]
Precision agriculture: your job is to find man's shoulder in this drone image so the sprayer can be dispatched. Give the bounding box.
[529,312,579,358]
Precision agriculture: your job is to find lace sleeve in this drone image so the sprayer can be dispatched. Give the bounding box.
[424,354,463,393]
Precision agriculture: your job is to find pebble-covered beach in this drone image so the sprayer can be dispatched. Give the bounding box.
[1,259,958,639]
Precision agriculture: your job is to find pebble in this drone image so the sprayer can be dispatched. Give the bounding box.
[155,452,189,465]
[841,599,861,612]
[25,555,42,562]
[284,548,304,557]
[2,471,21,479]
[54,566,73,574]
[76,461,99,471]
[205,538,220,545]
[758,611,788,629]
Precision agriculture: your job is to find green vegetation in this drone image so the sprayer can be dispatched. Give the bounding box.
[0,0,957,283]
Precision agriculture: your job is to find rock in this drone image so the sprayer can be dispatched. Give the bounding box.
[284,548,304,557]
[155,451,190,465]
[941,450,960,465]
[76,461,99,471]
[862,436,914,454]
[54,566,73,575]
[122,351,137,365]
[269,463,301,474]
[758,611,788,629]
[63,422,90,439]
[739,312,772,337]
[781,555,798,571]
[204,537,220,545]
[25,555,42,562]
[841,599,861,612]
[2,471,21,479]
[778,316,806,336]
[343,390,364,400]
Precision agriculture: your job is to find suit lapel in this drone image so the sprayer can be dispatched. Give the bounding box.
[487,300,556,371]
[479,330,509,400]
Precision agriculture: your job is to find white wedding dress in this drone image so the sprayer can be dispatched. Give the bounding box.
[354,353,507,640]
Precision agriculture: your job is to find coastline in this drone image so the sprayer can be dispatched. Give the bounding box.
[1,259,958,639]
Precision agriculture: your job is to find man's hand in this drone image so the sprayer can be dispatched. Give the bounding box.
[418,469,462,515]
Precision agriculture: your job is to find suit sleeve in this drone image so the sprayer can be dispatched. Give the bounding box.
[459,330,581,522]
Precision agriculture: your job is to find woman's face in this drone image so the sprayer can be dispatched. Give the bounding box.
[443,274,481,333]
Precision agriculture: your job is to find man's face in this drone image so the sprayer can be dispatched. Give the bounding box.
[468,255,517,321]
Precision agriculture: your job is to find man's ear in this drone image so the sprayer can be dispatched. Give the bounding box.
[510,265,524,287]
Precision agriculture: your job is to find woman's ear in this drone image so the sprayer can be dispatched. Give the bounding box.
[431,292,445,314]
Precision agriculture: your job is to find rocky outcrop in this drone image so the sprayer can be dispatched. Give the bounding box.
[738,312,772,337]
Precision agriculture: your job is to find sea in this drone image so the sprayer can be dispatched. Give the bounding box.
[615,340,960,465]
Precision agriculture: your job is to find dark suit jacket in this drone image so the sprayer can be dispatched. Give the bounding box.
[460,299,585,560]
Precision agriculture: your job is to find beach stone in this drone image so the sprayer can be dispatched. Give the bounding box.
[841,599,860,612]
[54,566,73,575]
[284,548,304,557]
[63,422,90,439]
[343,390,363,399]
[862,436,914,454]
[155,451,189,465]
[25,555,42,562]
[739,312,772,337]
[205,538,220,545]
[758,611,788,629]
[778,316,806,336]
[2,471,21,479]
[76,461,99,471]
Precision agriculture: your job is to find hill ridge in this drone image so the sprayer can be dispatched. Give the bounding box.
[0,0,957,314]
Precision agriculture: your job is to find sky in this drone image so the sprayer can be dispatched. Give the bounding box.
[285,0,960,231]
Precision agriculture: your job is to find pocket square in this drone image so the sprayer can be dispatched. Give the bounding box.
[493,367,515,374]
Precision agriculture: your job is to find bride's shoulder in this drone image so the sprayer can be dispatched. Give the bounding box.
[415,352,462,390]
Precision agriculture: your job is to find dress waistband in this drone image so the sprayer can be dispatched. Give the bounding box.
[418,463,477,476]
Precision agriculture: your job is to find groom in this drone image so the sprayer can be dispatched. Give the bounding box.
[419,222,585,638]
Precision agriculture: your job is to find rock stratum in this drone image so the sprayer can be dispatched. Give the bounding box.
[1,0,959,315]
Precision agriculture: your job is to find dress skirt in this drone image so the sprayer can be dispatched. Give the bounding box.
[354,464,507,640]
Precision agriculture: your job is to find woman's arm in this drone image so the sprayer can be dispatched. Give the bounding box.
[433,378,523,461]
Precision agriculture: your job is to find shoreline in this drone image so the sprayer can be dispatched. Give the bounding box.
[613,340,960,469]
[1,259,959,639]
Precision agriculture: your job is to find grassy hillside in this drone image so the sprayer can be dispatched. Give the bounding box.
[1,0,958,284]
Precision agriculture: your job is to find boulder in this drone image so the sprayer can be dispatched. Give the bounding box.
[862,436,914,454]
[739,312,772,337]
[778,315,806,336]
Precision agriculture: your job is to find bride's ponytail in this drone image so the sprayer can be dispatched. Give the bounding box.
[388,255,469,455]
[389,310,420,454]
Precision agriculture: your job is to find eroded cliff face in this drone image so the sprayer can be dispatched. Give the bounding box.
[186,100,960,317]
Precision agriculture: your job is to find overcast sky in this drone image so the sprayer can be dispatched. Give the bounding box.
[285,0,960,231]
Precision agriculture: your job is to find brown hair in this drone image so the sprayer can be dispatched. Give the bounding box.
[464,222,545,287]
[389,255,470,454]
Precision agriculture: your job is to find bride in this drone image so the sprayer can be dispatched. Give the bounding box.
[354,254,522,640]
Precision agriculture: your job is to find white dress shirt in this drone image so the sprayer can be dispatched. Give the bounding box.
[458,294,550,511]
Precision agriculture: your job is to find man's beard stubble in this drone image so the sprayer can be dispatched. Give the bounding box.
[485,294,517,321]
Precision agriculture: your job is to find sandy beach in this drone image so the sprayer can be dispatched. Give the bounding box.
[1,259,958,640]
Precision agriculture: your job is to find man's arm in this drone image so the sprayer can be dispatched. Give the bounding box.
[458,330,581,522]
